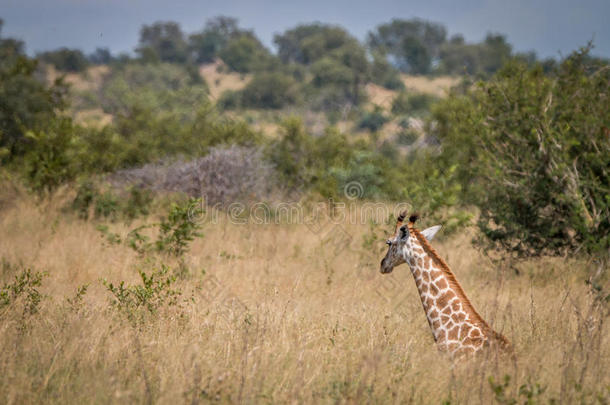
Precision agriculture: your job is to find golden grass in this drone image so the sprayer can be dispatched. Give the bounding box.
[199,60,251,100]
[401,75,461,98]
[45,65,110,92]
[0,189,608,404]
[366,83,397,110]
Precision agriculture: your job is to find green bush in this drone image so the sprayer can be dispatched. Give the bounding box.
[0,31,69,158]
[72,182,153,221]
[103,264,180,321]
[0,267,46,316]
[97,63,208,118]
[219,34,271,73]
[155,198,204,257]
[239,72,299,109]
[396,129,419,146]
[21,118,78,193]
[358,109,388,132]
[391,91,437,115]
[38,48,89,72]
[217,90,242,110]
[431,45,609,255]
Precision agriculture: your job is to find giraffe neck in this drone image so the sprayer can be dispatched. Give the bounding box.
[405,232,493,355]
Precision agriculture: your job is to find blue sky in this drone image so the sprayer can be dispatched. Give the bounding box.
[1,0,609,58]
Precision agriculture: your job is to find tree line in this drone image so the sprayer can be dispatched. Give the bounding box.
[36,16,556,77]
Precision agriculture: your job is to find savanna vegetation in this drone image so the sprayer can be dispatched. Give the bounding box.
[0,13,608,404]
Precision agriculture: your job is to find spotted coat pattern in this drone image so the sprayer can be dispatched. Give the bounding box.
[380,218,510,357]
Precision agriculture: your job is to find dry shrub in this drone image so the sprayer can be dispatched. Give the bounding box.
[110,145,275,205]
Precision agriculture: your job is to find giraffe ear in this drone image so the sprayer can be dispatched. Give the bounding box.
[421,225,442,241]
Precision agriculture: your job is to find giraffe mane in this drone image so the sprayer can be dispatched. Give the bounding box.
[408,223,511,347]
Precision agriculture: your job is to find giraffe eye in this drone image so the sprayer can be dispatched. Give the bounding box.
[386,240,392,246]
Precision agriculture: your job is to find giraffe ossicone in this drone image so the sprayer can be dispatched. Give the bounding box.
[380,211,511,357]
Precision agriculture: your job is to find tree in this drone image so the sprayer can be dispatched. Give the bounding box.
[88,48,114,65]
[218,34,270,73]
[98,63,208,119]
[0,20,69,158]
[239,72,299,109]
[136,21,188,63]
[368,18,447,74]
[273,24,353,65]
[437,33,513,76]
[431,46,609,255]
[38,48,89,72]
[188,16,242,63]
[370,51,404,90]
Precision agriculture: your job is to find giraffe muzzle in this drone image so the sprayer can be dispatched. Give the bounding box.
[380,258,394,274]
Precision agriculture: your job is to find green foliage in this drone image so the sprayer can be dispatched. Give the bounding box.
[274,23,355,65]
[370,52,405,90]
[72,181,152,221]
[489,375,551,405]
[21,118,78,193]
[218,34,271,73]
[274,24,370,106]
[0,27,68,157]
[73,102,261,173]
[38,48,89,72]
[311,57,354,87]
[97,62,208,118]
[391,91,438,115]
[358,109,389,132]
[103,264,180,318]
[238,72,299,109]
[188,16,250,64]
[65,284,89,311]
[136,21,188,63]
[329,151,388,199]
[267,117,316,189]
[438,33,513,76]
[217,90,242,110]
[0,268,46,316]
[367,18,447,74]
[308,40,369,106]
[403,160,472,234]
[94,191,120,221]
[155,199,204,257]
[431,45,609,255]
[98,198,203,258]
[88,47,114,64]
[396,129,419,146]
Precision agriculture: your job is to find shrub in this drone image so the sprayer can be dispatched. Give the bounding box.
[217,90,242,110]
[0,35,69,158]
[98,63,209,118]
[98,198,203,258]
[358,108,388,132]
[219,34,270,73]
[155,198,204,257]
[38,48,89,72]
[431,45,609,255]
[109,146,274,206]
[72,182,153,221]
[391,91,437,115]
[396,129,419,146]
[0,267,46,316]
[103,264,180,320]
[21,118,78,194]
[239,72,299,109]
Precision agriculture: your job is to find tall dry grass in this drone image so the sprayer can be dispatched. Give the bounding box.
[0,189,608,404]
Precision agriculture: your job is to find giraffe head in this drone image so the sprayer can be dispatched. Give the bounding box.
[380,212,441,274]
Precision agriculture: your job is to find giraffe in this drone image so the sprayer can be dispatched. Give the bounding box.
[380,211,511,357]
